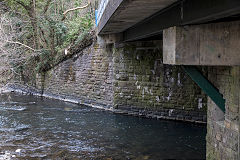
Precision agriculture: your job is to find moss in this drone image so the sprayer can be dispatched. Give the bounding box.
[206,143,221,160]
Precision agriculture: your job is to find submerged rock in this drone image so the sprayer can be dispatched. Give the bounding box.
[64,107,73,111]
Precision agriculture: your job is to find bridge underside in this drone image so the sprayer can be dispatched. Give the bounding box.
[97,0,240,42]
[97,0,177,35]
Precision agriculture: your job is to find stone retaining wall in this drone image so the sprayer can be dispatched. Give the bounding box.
[7,40,207,123]
[112,42,207,122]
[38,42,114,109]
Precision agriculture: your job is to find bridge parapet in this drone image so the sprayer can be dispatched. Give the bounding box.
[96,0,109,26]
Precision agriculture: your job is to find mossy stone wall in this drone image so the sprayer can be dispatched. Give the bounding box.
[112,41,207,122]
[207,67,239,160]
[35,40,207,122]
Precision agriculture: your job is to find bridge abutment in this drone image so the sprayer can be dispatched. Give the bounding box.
[111,41,207,121]
[207,66,239,159]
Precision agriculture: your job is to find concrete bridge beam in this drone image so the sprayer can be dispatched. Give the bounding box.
[96,33,123,49]
[163,21,240,65]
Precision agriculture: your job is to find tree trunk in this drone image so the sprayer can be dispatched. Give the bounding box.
[28,0,39,50]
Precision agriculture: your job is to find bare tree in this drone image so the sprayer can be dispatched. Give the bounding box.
[0,12,35,85]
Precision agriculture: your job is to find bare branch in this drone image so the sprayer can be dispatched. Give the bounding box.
[15,0,30,11]
[6,40,35,51]
[9,68,21,75]
[43,0,52,14]
[62,0,90,20]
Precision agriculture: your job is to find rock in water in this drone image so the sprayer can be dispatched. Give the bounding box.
[64,107,73,111]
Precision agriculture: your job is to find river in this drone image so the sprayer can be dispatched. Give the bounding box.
[0,92,206,159]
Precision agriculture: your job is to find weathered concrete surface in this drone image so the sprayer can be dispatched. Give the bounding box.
[163,21,240,65]
[97,0,177,34]
[123,0,240,41]
[207,67,240,160]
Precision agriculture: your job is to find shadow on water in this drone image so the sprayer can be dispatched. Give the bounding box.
[0,93,206,160]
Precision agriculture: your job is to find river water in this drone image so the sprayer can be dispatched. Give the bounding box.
[0,92,206,160]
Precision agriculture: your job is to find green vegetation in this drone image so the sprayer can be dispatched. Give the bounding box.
[1,0,96,78]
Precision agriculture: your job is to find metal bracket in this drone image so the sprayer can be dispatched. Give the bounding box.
[182,66,225,112]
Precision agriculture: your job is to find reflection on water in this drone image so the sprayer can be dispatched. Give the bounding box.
[0,93,206,159]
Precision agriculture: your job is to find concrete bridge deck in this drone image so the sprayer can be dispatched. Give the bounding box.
[97,0,177,35]
[97,0,240,41]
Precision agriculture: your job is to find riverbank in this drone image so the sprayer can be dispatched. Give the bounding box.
[1,83,206,124]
